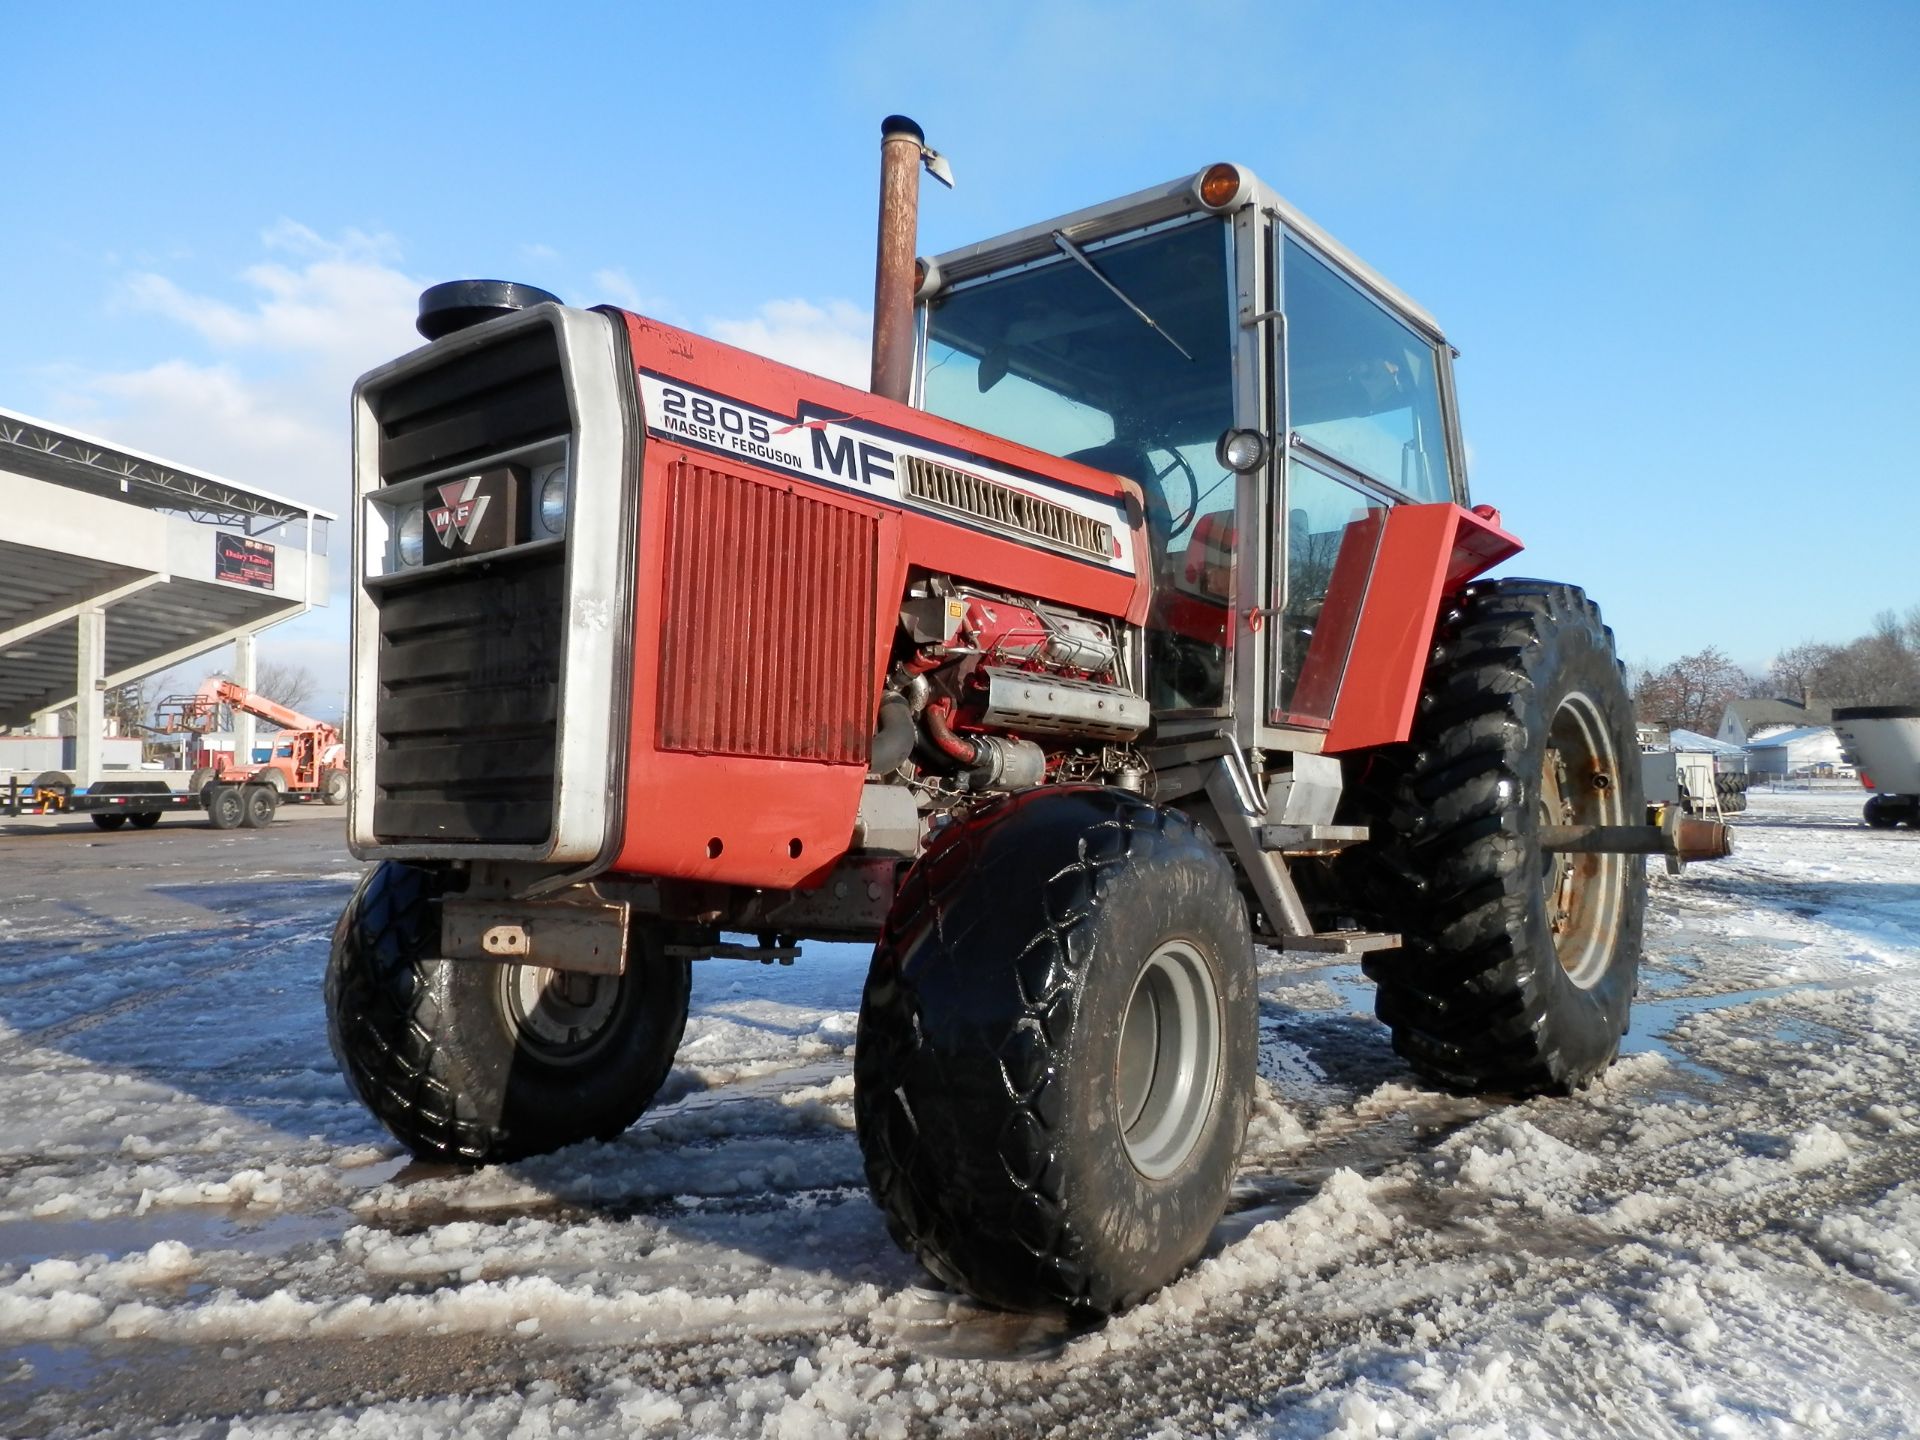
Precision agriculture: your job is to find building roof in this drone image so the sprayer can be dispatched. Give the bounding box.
[1724,698,1833,730]
[1,410,330,727]
[1744,725,1835,750]
[1668,728,1746,755]
[0,405,333,526]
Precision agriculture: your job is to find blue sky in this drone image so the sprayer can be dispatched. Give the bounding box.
[5,1,1917,705]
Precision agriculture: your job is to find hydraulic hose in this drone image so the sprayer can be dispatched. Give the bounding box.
[868,692,918,776]
[922,698,980,766]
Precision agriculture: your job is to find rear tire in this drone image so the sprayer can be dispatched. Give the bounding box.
[325,861,692,1163]
[241,785,279,828]
[205,786,245,830]
[91,813,127,831]
[130,812,162,830]
[320,767,349,806]
[1865,795,1900,829]
[188,767,217,793]
[1338,579,1647,1094]
[855,787,1256,1317]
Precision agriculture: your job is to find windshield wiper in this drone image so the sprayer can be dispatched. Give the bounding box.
[1051,231,1194,362]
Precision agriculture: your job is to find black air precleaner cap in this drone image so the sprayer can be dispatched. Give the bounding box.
[416,279,563,340]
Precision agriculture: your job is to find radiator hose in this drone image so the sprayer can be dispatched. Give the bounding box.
[868,692,917,776]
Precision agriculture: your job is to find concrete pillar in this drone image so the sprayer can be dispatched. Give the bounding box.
[74,609,106,785]
[233,632,257,769]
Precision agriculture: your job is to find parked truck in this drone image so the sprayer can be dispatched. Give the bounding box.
[1834,705,1920,828]
[326,121,1728,1318]
[157,678,349,805]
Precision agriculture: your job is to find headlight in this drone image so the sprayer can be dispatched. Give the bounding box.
[397,507,425,566]
[1216,428,1269,473]
[537,465,569,536]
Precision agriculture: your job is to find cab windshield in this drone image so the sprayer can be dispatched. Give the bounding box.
[922,215,1235,711]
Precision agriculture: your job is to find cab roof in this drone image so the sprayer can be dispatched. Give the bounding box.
[926,165,1448,346]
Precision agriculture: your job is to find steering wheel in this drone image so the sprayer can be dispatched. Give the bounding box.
[1151,448,1200,538]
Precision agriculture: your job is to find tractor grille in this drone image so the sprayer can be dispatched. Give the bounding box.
[901,454,1113,560]
[371,552,564,843]
[658,461,877,764]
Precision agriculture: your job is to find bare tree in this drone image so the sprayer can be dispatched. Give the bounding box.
[1756,609,1920,707]
[1632,646,1753,733]
[1766,641,1837,703]
[103,677,151,736]
[252,661,319,717]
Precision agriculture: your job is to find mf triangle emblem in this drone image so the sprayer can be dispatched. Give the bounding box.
[429,477,491,548]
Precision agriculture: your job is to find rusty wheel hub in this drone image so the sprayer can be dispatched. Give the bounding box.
[1538,693,1629,988]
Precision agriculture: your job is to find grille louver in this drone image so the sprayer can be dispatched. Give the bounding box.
[901,455,1113,560]
[372,552,562,844]
[658,462,878,764]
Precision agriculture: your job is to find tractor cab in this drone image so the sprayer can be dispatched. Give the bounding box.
[919,164,1476,748]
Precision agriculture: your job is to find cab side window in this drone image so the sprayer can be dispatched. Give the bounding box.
[1283,238,1453,503]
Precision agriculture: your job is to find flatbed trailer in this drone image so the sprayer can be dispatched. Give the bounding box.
[3,775,281,831]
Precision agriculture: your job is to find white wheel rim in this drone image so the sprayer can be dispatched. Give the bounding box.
[497,965,620,1065]
[1115,940,1222,1180]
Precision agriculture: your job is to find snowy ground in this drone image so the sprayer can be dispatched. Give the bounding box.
[1,789,1917,1438]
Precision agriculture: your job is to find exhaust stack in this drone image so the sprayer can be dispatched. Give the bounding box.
[870,115,952,404]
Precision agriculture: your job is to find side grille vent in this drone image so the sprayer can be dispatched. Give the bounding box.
[901,455,1113,560]
[658,462,878,764]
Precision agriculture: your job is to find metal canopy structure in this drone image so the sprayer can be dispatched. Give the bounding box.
[0,409,318,529]
[0,405,333,777]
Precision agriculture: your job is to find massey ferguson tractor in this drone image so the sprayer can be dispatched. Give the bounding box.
[327,120,1724,1318]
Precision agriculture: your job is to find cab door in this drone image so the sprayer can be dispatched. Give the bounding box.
[1265,229,1462,733]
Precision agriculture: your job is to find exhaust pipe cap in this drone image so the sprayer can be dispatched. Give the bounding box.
[416,279,563,341]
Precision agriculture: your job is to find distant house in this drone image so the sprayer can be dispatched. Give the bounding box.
[1744,725,1846,778]
[1717,698,1834,747]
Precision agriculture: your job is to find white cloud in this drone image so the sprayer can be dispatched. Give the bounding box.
[707,299,871,389]
[119,223,420,364]
[81,361,334,501]
[50,223,427,518]
[32,223,431,685]
[591,267,645,309]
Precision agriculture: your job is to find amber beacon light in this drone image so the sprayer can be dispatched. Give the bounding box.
[1196,163,1243,210]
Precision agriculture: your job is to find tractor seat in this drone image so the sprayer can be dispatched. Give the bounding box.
[1182,511,1235,598]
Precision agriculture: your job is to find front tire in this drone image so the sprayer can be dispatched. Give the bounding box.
[855,787,1256,1317]
[1340,579,1647,1094]
[320,767,349,806]
[325,862,692,1163]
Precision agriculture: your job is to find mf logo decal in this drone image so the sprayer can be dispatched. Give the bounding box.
[429,478,490,548]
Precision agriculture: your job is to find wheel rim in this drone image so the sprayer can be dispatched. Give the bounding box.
[1538,691,1629,987]
[496,965,622,1066]
[1114,940,1221,1180]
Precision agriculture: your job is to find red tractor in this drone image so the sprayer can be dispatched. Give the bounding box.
[328,121,1723,1317]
